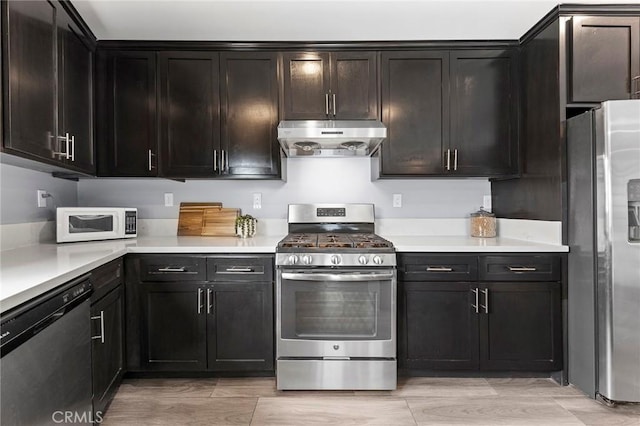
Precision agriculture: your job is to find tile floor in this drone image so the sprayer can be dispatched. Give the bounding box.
[102,377,640,425]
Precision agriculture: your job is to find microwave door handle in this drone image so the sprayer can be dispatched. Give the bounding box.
[281,272,394,282]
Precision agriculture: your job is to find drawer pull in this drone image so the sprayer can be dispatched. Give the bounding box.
[480,289,489,313]
[91,311,105,344]
[471,288,479,314]
[157,267,188,273]
[426,266,453,272]
[507,266,537,272]
[224,267,254,273]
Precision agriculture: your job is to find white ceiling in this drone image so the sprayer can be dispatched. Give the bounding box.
[72,0,639,41]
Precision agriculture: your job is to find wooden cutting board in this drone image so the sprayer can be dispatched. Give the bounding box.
[177,203,240,237]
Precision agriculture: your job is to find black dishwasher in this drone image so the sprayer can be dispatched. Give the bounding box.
[1,275,93,425]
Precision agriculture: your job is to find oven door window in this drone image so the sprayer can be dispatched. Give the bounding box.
[68,215,114,233]
[281,278,392,341]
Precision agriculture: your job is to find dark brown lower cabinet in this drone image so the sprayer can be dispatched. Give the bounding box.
[140,282,208,371]
[398,254,563,373]
[90,260,124,419]
[128,254,274,373]
[400,281,479,370]
[479,282,561,371]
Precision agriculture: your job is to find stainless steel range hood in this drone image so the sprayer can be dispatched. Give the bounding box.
[277,120,387,157]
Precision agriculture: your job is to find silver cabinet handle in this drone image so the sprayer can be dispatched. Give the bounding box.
[223,267,254,273]
[281,272,394,282]
[220,150,228,172]
[213,149,218,172]
[453,148,458,171]
[480,288,489,314]
[207,289,212,314]
[69,135,75,162]
[446,149,451,171]
[157,267,187,272]
[148,149,156,171]
[426,266,453,272]
[197,288,203,314]
[91,311,105,344]
[332,93,336,117]
[632,76,640,98]
[471,288,479,314]
[325,93,329,116]
[53,133,70,159]
[507,266,537,272]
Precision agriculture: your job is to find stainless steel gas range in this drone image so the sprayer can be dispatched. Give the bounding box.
[275,204,397,390]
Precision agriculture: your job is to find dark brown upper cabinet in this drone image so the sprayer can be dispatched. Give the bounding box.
[158,51,280,179]
[379,49,517,177]
[97,51,158,177]
[449,50,518,176]
[282,51,378,120]
[3,0,95,174]
[220,52,280,177]
[159,51,220,177]
[569,16,640,103]
[380,51,449,176]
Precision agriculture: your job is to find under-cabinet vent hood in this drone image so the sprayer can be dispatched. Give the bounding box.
[277,120,387,157]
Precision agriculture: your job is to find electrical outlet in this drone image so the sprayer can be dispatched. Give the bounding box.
[253,193,262,209]
[483,195,492,212]
[37,190,47,208]
[393,193,402,208]
[164,192,174,207]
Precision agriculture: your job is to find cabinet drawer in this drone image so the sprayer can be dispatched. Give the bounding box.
[207,255,273,282]
[399,255,478,281]
[91,258,123,302]
[479,255,561,282]
[139,256,206,281]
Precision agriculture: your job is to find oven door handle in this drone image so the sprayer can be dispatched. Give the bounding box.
[281,272,394,282]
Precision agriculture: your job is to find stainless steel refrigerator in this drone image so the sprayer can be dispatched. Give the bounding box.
[567,100,640,403]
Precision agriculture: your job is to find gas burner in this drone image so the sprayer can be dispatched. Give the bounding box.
[317,234,353,248]
[340,141,367,151]
[279,233,317,248]
[293,141,320,152]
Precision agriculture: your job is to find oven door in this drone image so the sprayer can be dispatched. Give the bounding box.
[276,268,396,359]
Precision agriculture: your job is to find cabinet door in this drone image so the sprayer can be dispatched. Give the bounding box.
[97,51,157,176]
[479,282,562,371]
[140,282,207,371]
[207,282,274,371]
[282,52,331,119]
[570,16,640,103]
[220,52,280,177]
[4,0,57,161]
[450,50,518,176]
[330,52,379,119]
[399,281,479,370]
[380,51,449,176]
[57,8,94,173]
[159,52,219,177]
[91,286,124,419]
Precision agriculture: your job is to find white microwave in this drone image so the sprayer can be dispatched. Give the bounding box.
[56,207,137,243]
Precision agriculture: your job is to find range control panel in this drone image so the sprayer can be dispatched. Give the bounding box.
[316,208,346,217]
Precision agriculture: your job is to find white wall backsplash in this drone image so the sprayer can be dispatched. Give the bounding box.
[0,163,78,225]
[78,158,490,220]
[0,221,56,250]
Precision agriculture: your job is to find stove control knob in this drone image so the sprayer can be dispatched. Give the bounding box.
[330,255,341,265]
[372,255,383,265]
[288,255,299,265]
[358,255,368,265]
[302,255,313,265]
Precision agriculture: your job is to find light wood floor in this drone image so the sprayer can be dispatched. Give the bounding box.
[102,377,640,425]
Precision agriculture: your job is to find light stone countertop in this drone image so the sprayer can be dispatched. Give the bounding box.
[0,234,567,314]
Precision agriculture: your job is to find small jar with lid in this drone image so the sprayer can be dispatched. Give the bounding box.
[470,207,496,238]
